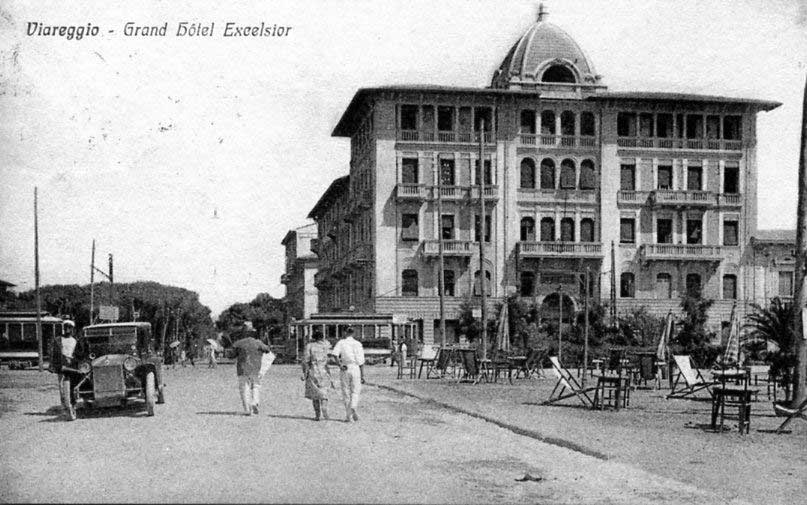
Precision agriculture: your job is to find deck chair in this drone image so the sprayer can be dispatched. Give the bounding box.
[456,349,484,384]
[774,398,807,434]
[667,355,715,399]
[542,356,596,408]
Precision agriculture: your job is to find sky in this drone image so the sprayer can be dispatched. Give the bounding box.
[1,0,805,317]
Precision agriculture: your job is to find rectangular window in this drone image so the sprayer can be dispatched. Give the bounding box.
[687,166,702,191]
[620,164,636,191]
[441,215,455,240]
[458,107,472,133]
[437,106,454,131]
[686,115,703,139]
[440,159,455,186]
[676,113,685,138]
[617,112,637,137]
[779,271,794,297]
[474,159,493,185]
[686,219,702,245]
[723,275,737,299]
[474,215,492,242]
[723,221,739,246]
[401,158,418,184]
[400,104,418,130]
[639,113,654,137]
[520,110,536,134]
[580,112,596,136]
[620,218,635,244]
[656,113,673,138]
[706,115,721,139]
[442,270,455,297]
[723,116,742,140]
[657,219,673,244]
[401,213,419,241]
[657,165,673,190]
[402,270,418,297]
[541,110,556,135]
[474,107,492,131]
[422,105,434,131]
[724,166,739,194]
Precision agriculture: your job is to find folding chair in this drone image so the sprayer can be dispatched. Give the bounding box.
[667,355,716,399]
[773,398,807,434]
[542,356,596,408]
[416,345,437,378]
[456,349,484,384]
[524,348,548,379]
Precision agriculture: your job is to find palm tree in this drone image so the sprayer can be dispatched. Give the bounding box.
[742,297,797,377]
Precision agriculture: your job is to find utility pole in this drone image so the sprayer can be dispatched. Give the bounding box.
[791,74,807,408]
[437,160,447,348]
[557,285,563,362]
[108,253,114,305]
[478,119,488,361]
[610,240,617,329]
[34,187,43,372]
[583,268,590,386]
[90,240,95,324]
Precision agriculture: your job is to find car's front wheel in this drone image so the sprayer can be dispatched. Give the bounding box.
[60,377,76,421]
[145,372,156,416]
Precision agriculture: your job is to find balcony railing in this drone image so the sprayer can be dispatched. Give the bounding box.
[517,189,596,204]
[617,190,652,204]
[616,137,743,151]
[717,193,742,206]
[430,186,469,201]
[517,241,603,258]
[467,185,500,202]
[421,240,475,257]
[396,183,428,200]
[651,190,715,207]
[641,244,723,261]
[525,134,597,149]
[397,130,495,144]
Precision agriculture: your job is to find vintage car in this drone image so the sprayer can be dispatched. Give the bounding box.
[59,322,165,421]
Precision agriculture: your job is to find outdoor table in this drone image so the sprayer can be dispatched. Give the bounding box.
[504,356,528,384]
[712,368,749,388]
[711,386,754,434]
[593,374,630,410]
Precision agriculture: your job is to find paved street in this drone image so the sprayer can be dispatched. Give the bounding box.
[0,364,775,504]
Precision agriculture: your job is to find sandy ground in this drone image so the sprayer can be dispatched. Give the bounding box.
[370,364,807,505]
[0,363,801,504]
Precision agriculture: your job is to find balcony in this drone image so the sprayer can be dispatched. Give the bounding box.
[421,239,475,257]
[430,186,469,202]
[396,183,428,201]
[467,185,500,203]
[280,273,290,285]
[616,137,743,151]
[517,241,603,259]
[397,130,495,145]
[650,190,715,208]
[617,190,652,205]
[347,244,372,266]
[640,243,723,262]
[520,134,597,149]
[717,193,742,207]
[518,189,596,205]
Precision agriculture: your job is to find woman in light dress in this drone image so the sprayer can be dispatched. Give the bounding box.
[302,331,334,421]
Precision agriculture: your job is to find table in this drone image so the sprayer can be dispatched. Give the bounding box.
[711,386,754,434]
[593,375,630,410]
[502,356,528,384]
[712,368,749,387]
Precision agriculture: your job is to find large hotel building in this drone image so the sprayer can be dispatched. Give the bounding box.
[290,9,785,345]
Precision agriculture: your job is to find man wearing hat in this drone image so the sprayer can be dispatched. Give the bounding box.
[232,321,272,416]
[330,327,365,422]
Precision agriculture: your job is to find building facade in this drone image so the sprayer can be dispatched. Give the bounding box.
[281,223,319,320]
[308,10,781,344]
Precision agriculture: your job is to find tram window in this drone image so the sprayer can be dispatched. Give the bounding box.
[23,323,37,341]
[8,324,22,342]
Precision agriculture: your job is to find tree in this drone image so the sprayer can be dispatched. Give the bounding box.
[616,306,665,348]
[217,293,286,344]
[743,297,798,378]
[673,293,719,365]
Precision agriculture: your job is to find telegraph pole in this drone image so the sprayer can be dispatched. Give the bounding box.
[610,240,617,329]
[478,119,488,361]
[34,187,43,372]
[90,240,95,324]
[108,253,114,305]
[791,74,807,408]
[437,160,447,348]
[582,268,590,386]
[557,285,563,362]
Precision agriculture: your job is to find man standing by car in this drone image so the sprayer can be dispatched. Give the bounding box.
[330,327,365,423]
[232,322,271,416]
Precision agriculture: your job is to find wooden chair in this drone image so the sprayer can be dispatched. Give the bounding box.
[542,356,596,408]
[416,346,438,379]
[667,355,716,399]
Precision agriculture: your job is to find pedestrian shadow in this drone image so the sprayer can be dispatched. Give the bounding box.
[196,411,245,416]
[28,403,149,422]
[265,413,318,422]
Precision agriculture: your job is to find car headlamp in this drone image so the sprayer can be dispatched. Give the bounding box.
[78,361,91,374]
[123,357,138,371]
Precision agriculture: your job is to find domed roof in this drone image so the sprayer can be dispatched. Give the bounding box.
[491,9,600,89]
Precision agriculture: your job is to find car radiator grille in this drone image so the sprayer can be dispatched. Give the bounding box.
[93,365,124,399]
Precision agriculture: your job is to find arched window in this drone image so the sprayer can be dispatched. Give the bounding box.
[560,159,576,189]
[540,218,555,241]
[542,65,576,83]
[541,110,556,135]
[520,158,536,189]
[520,271,536,297]
[620,272,635,298]
[580,112,596,136]
[520,110,536,134]
[560,218,575,242]
[580,159,596,190]
[656,273,672,299]
[580,218,595,242]
[540,159,556,189]
[520,217,536,241]
[402,269,418,297]
[686,273,702,298]
[561,111,576,136]
[473,270,492,296]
